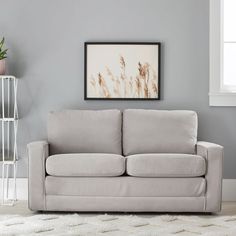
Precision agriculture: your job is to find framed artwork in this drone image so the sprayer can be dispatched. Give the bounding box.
[84,42,161,100]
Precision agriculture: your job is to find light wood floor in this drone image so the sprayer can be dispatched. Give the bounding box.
[0,201,236,216]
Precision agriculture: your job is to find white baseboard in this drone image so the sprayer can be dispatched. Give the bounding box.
[222,179,236,201]
[1,178,236,201]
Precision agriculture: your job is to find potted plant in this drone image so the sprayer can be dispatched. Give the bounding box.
[0,37,8,75]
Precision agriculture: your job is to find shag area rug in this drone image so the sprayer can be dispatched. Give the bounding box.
[0,213,236,236]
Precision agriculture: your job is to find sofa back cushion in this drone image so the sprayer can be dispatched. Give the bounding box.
[123,109,198,155]
[48,110,122,155]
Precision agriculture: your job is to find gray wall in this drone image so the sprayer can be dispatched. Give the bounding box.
[0,0,235,178]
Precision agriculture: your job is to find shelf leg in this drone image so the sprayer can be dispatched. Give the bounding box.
[6,164,9,199]
[2,78,5,119]
[1,119,5,205]
[7,79,10,160]
[2,164,5,205]
[13,163,17,201]
[13,121,17,161]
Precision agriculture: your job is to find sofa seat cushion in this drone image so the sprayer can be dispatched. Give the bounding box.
[126,154,206,177]
[46,153,125,177]
[46,176,206,197]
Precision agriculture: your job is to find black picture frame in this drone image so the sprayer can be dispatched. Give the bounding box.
[84,42,161,100]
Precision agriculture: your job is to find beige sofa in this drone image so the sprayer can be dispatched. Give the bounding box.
[28,109,223,212]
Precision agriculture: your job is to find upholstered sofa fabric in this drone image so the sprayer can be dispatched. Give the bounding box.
[45,196,206,212]
[28,109,223,213]
[46,153,125,177]
[45,176,206,197]
[48,110,122,154]
[126,154,206,177]
[27,141,49,211]
[197,141,223,212]
[123,109,198,155]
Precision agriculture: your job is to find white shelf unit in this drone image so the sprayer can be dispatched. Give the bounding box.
[0,75,18,206]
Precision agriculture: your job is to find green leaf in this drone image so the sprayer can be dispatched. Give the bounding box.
[0,54,6,59]
[0,37,4,50]
[0,49,8,57]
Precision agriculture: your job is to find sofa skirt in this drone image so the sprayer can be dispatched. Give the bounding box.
[45,196,205,212]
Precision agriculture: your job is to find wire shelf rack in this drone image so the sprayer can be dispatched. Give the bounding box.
[0,75,18,206]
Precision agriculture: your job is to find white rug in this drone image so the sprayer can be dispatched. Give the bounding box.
[1,213,236,236]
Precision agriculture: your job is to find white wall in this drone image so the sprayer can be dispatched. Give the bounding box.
[0,0,235,177]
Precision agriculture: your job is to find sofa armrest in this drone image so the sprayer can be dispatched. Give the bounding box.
[197,141,223,212]
[27,141,49,211]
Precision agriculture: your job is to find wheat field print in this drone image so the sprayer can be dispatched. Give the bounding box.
[85,43,160,100]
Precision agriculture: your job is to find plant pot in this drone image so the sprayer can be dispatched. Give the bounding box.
[0,59,6,75]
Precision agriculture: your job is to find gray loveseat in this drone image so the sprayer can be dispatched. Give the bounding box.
[28,109,223,212]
